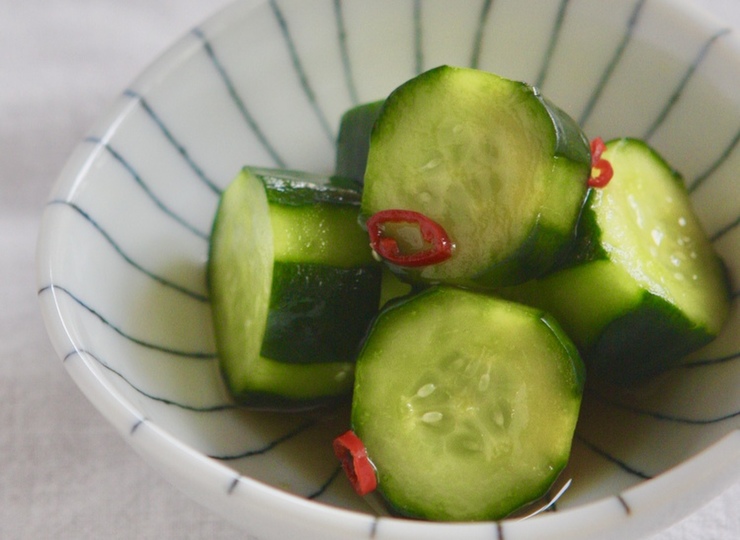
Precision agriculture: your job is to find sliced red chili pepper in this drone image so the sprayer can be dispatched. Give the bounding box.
[590,137,606,163]
[588,159,614,188]
[366,209,454,267]
[588,137,614,188]
[333,430,377,496]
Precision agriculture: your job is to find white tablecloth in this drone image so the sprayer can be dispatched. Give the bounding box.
[1,1,737,538]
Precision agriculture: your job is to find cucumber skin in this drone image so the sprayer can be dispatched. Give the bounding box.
[538,93,591,169]
[361,66,590,289]
[467,213,576,289]
[499,262,721,384]
[208,168,380,410]
[335,100,384,185]
[351,286,585,521]
[261,168,382,366]
[221,357,355,410]
[591,291,715,383]
[255,167,363,206]
[261,262,382,364]
[501,138,731,384]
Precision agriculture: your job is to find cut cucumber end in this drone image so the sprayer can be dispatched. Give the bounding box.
[500,139,731,384]
[208,169,274,395]
[208,168,382,409]
[597,139,730,336]
[361,65,590,289]
[351,287,584,520]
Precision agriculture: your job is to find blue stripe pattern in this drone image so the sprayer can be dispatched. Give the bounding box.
[192,27,287,168]
[123,89,223,196]
[334,0,359,106]
[49,199,209,302]
[65,349,234,412]
[86,136,211,240]
[268,0,336,143]
[534,0,570,89]
[413,0,424,74]
[579,0,647,127]
[691,126,740,194]
[208,419,317,460]
[40,0,740,516]
[643,28,732,141]
[470,0,494,69]
[40,284,215,359]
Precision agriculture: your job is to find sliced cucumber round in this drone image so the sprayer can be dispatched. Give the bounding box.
[350,286,585,521]
[501,139,731,384]
[208,168,381,409]
[361,65,590,288]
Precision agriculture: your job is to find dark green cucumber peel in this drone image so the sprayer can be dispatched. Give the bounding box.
[500,138,731,384]
[261,262,381,364]
[335,100,384,185]
[351,287,584,521]
[208,168,381,409]
[537,93,591,167]
[253,166,363,206]
[590,292,716,382]
[361,65,590,289]
[468,214,576,288]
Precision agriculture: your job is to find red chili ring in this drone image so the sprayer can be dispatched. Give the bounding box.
[333,430,377,496]
[590,137,606,163]
[588,158,614,188]
[588,137,614,188]
[366,209,454,267]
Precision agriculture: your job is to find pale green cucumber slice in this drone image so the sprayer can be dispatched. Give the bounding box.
[351,286,584,521]
[361,65,590,288]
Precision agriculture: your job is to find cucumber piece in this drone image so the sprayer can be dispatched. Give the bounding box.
[361,65,590,288]
[261,262,380,365]
[501,139,731,384]
[351,286,584,521]
[379,266,414,308]
[335,100,384,185]
[208,168,381,408]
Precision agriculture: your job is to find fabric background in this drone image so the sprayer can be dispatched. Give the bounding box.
[1,1,737,538]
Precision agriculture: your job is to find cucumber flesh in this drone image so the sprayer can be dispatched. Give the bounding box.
[595,140,729,330]
[208,168,380,408]
[268,200,374,267]
[361,65,590,288]
[351,287,584,521]
[208,169,273,401]
[501,139,731,383]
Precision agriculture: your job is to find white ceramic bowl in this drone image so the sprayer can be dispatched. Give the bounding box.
[37,0,739,538]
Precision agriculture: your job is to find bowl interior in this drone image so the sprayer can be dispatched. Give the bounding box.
[37,0,739,536]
